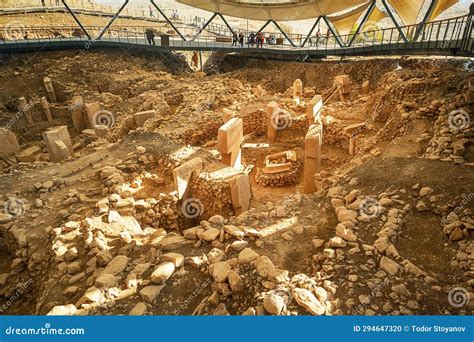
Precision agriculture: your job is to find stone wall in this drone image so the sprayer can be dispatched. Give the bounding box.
[255,161,301,187]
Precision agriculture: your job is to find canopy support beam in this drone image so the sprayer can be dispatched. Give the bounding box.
[257,19,296,47]
[414,0,437,41]
[347,0,376,47]
[381,0,408,42]
[322,16,344,47]
[301,16,322,47]
[97,0,129,40]
[61,0,91,39]
[151,0,187,41]
[192,12,218,41]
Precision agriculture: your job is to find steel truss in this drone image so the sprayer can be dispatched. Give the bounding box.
[191,12,234,41]
[381,0,408,42]
[257,19,296,47]
[150,0,186,41]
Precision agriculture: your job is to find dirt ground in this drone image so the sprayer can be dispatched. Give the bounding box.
[0,47,472,316]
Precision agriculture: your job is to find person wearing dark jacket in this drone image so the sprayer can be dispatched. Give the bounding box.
[145,29,156,45]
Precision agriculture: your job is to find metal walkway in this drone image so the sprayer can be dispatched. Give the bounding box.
[0,14,472,57]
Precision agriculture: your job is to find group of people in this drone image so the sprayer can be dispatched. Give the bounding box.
[232,32,278,48]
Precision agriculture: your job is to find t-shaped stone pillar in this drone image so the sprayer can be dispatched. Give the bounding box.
[217,117,243,170]
[85,102,101,128]
[343,122,366,156]
[69,96,85,133]
[304,124,322,194]
[42,126,74,163]
[41,97,53,126]
[18,97,33,125]
[293,79,303,100]
[43,77,57,103]
[172,157,203,199]
[307,95,323,125]
[334,75,351,102]
[266,101,279,143]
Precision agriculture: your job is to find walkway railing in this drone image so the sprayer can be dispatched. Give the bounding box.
[0,14,472,56]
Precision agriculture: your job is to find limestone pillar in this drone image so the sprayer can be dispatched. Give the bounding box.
[18,97,33,125]
[307,95,323,124]
[69,96,85,133]
[349,136,356,155]
[293,79,303,100]
[217,118,243,170]
[304,124,322,194]
[172,157,203,199]
[42,126,74,163]
[85,102,101,128]
[134,110,156,127]
[41,97,53,126]
[266,101,279,143]
[43,77,57,103]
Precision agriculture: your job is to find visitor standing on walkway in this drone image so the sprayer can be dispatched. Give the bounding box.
[239,32,244,47]
[256,32,264,48]
[145,29,155,45]
[149,6,154,17]
[232,32,238,46]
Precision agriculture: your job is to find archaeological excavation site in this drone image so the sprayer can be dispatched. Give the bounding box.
[0,0,473,319]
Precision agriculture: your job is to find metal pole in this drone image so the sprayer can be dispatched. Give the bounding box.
[150,0,186,41]
[217,13,234,35]
[192,12,218,41]
[272,20,296,47]
[322,16,344,47]
[414,0,436,41]
[61,0,91,39]
[347,0,376,47]
[97,0,129,40]
[381,0,408,42]
[257,20,272,34]
[301,16,321,47]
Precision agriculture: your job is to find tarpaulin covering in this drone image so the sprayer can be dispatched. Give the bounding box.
[177,0,371,21]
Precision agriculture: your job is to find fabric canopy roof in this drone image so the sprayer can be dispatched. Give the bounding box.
[177,0,372,21]
[428,0,459,21]
[327,1,371,37]
[386,0,425,26]
[361,6,388,31]
[387,0,460,26]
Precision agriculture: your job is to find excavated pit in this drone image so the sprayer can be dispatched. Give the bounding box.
[0,49,473,316]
